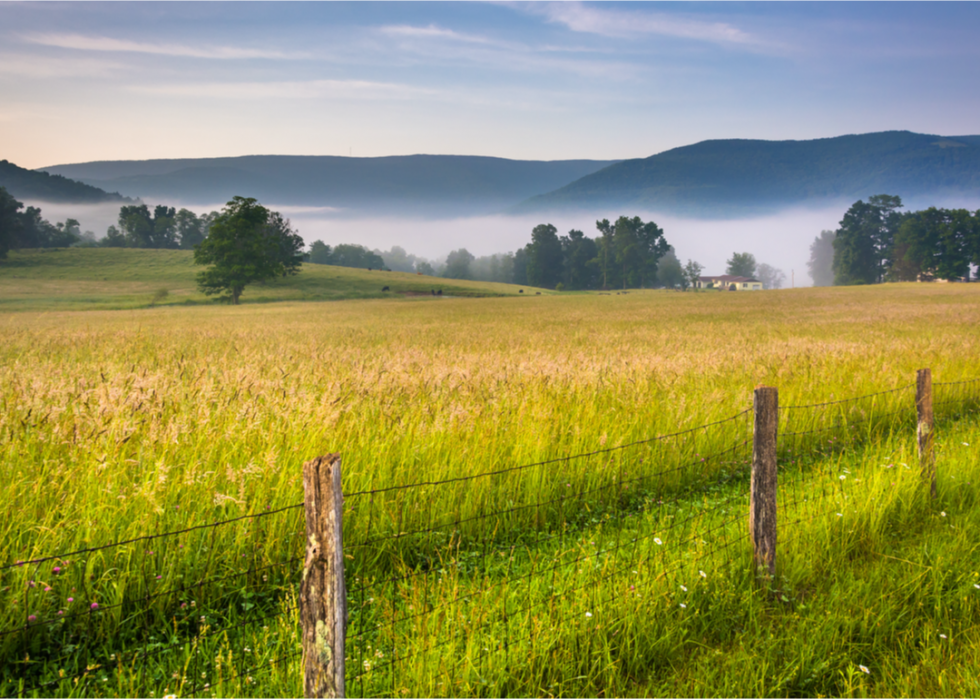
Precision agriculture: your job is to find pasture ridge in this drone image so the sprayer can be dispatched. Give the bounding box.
[2,372,979,697]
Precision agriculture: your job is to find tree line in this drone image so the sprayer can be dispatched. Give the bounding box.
[0,186,220,258]
[807,195,980,286]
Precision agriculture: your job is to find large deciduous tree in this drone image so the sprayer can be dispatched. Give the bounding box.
[193,196,304,304]
[726,252,757,278]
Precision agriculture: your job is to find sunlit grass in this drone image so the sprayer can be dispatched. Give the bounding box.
[1,270,979,696]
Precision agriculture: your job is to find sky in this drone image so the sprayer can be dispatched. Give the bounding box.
[3,1,980,170]
[3,1,979,282]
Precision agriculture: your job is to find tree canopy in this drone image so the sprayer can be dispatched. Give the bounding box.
[193,196,304,304]
[726,252,757,278]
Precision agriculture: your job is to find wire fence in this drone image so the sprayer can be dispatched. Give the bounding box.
[2,373,978,697]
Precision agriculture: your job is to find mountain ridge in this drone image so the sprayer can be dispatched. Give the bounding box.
[516,131,980,217]
[40,155,618,215]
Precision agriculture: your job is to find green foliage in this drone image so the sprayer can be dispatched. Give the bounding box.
[808,230,836,286]
[193,196,304,304]
[443,248,475,280]
[656,247,685,289]
[526,223,563,288]
[0,186,82,251]
[306,242,384,270]
[726,252,757,278]
[560,229,598,290]
[683,259,703,291]
[832,195,904,285]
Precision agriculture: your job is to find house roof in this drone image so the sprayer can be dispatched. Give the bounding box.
[698,275,761,283]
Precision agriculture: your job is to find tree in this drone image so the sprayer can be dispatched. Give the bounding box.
[175,209,206,249]
[512,247,529,286]
[193,196,303,305]
[526,223,563,288]
[415,260,435,276]
[560,229,599,290]
[832,195,904,285]
[0,186,19,258]
[101,225,126,247]
[594,219,614,289]
[308,240,332,264]
[756,263,786,290]
[807,230,835,286]
[656,247,684,289]
[443,248,475,279]
[726,252,757,278]
[683,259,703,291]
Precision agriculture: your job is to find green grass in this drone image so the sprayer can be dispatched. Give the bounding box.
[0,248,548,311]
[1,260,980,697]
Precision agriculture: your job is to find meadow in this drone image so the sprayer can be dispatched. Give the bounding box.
[1,250,980,697]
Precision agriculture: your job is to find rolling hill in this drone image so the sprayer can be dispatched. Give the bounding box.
[0,248,552,311]
[39,155,617,215]
[0,159,132,204]
[517,131,980,216]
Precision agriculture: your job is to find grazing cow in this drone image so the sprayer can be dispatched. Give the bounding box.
[382,286,390,292]
[437,289,443,296]
[519,289,523,293]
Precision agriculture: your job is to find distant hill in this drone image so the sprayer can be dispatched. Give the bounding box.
[0,159,132,204]
[516,131,980,217]
[39,155,617,216]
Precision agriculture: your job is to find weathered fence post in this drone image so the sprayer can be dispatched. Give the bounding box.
[917,369,936,499]
[750,386,778,577]
[300,454,346,699]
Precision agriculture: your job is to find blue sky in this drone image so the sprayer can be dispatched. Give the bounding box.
[2,1,979,169]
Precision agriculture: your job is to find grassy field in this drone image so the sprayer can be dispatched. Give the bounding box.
[0,248,546,311]
[2,249,980,697]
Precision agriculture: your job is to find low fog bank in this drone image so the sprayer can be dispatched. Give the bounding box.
[281,206,852,287]
[22,194,980,288]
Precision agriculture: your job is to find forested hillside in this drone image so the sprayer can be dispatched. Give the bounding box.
[519,131,980,216]
[0,159,131,203]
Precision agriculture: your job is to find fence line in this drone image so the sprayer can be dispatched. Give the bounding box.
[2,371,978,697]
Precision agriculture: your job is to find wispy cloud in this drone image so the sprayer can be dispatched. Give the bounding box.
[24,33,307,60]
[0,52,124,79]
[533,3,775,50]
[374,23,639,81]
[130,79,436,101]
[379,24,501,46]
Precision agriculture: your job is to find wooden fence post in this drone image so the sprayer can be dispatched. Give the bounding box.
[300,454,346,699]
[917,369,936,499]
[750,386,778,577]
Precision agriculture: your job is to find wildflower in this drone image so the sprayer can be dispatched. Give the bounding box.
[28,615,36,622]
[156,575,162,580]
[964,443,970,447]
[654,538,663,545]
[585,612,592,618]
[941,512,946,517]
[940,634,947,639]
[90,603,99,610]
[45,587,52,592]
[700,570,707,578]
[839,475,846,481]
[67,598,74,603]
[181,603,187,609]
[679,604,687,609]
[52,567,61,574]
[680,585,688,592]
[57,610,64,616]
[859,665,870,674]
[974,584,979,589]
